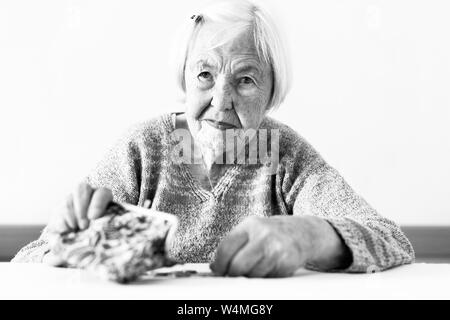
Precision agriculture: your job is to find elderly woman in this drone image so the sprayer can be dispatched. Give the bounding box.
[13,0,414,277]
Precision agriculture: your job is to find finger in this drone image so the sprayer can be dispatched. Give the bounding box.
[266,262,295,278]
[43,251,65,267]
[267,249,304,278]
[72,183,94,229]
[87,188,113,220]
[62,196,77,230]
[227,242,264,277]
[48,213,70,234]
[247,256,278,278]
[210,231,249,276]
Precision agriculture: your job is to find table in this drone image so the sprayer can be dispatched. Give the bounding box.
[1,262,449,299]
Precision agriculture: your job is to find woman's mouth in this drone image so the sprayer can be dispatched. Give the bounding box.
[203,119,236,130]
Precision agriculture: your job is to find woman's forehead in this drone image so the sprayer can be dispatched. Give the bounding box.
[188,23,262,65]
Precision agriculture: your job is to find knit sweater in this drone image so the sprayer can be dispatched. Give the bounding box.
[12,112,415,272]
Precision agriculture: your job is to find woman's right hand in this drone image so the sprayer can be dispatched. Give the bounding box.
[48,182,113,234]
[44,182,113,266]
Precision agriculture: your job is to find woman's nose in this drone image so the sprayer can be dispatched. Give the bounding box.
[211,78,233,111]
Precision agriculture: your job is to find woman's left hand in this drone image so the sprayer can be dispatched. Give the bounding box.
[210,215,351,277]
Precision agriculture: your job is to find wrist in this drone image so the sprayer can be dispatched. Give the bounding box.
[296,215,352,270]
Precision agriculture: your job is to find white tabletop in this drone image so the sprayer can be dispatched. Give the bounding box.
[1,262,449,299]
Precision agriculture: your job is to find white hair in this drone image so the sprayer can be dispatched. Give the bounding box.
[170,0,292,110]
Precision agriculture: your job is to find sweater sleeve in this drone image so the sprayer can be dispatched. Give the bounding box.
[11,127,143,263]
[291,167,415,273]
[10,227,52,263]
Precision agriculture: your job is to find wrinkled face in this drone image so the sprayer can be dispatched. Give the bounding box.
[184,23,273,163]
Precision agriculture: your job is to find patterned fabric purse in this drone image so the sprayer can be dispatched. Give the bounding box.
[48,202,178,283]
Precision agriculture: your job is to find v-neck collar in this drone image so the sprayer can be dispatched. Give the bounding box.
[162,112,243,202]
[180,162,242,201]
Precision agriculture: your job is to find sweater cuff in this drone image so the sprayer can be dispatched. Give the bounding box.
[321,217,379,273]
[11,239,50,263]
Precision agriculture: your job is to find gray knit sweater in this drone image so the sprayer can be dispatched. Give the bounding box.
[12,112,415,272]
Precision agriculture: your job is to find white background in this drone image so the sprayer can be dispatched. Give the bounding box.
[0,0,449,225]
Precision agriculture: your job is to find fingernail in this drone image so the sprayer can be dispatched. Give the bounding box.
[87,211,95,220]
[210,263,222,275]
[80,219,89,229]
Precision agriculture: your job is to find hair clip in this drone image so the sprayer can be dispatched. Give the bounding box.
[190,14,203,23]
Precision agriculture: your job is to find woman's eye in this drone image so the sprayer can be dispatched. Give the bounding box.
[239,77,255,85]
[198,72,212,81]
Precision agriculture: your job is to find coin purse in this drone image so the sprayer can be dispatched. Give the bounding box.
[48,202,179,283]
